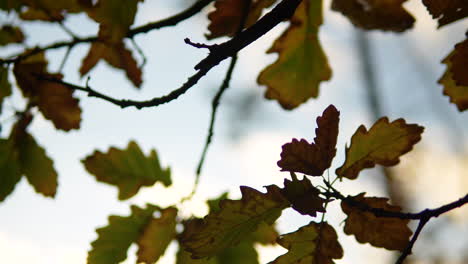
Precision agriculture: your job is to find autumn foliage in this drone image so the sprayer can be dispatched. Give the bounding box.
[0,0,467,264]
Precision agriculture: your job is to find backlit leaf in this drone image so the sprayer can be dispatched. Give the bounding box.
[13,53,81,130]
[206,0,276,39]
[88,204,158,264]
[421,0,468,27]
[80,41,142,87]
[179,185,288,258]
[82,141,171,200]
[278,105,339,176]
[136,207,178,264]
[341,193,412,251]
[331,0,414,32]
[270,221,343,264]
[336,117,424,179]
[280,175,325,217]
[0,66,11,112]
[0,139,22,202]
[18,0,86,21]
[176,247,218,264]
[257,0,331,109]
[0,25,24,46]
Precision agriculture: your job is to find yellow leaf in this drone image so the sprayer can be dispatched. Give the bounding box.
[341,193,412,251]
[257,0,331,109]
[331,0,414,32]
[336,117,424,179]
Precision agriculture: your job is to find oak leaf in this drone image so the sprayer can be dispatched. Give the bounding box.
[179,185,288,258]
[0,66,11,112]
[88,204,157,264]
[13,53,81,131]
[270,221,343,264]
[136,207,178,264]
[80,41,142,87]
[257,0,331,109]
[281,175,326,217]
[0,25,24,46]
[18,0,86,21]
[82,141,171,200]
[331,0,414,32]
[421,0,468,27]
[0,139,22,202]
[341,193,412,251]
[336,117,424,179]
[278,105,339,176]
[206,0,275,39]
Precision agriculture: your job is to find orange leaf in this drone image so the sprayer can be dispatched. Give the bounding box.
[80,41,142,87]
[331,0,414,32]
[336,117,423,179]
[421,0,468,27]
[13,53,81,131]
[206,0,275,39]
[341,193,412,251]
[278,105,339,176]
[281,175,325,217]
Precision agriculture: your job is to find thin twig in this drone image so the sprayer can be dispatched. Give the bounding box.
[395,215,430,264]
[130,38,147,68]
[58,46,72,73]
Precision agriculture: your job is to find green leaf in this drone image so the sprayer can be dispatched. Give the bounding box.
[88,204,158,264]
[336,117,424,179]
[270,222,343,264]
[0,139,22,202]
[0,65,12,112]
[136,207,178,264]
[176,247,218,264]
[179,185,289,258]
[82,141,171,200]
[257,0,331,109]
[17,132,58,197]
[216,240,259,264]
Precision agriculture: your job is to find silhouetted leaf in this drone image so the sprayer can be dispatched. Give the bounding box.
[280,175,325,217]
[440,37,468,111]
[0,139,21,202]
[88,204,157,264]
[136,207,177,263]
[206,0,275,39]
[0,25,24,46]
[179,185,288,258]
[257,0,331,109]
[421,0,468,27]
[331,0,414,32]
[336,117,424,179]
[82,141,171,200]
[18,0,85,21]
[270,221,343,264]
[80,41,142,87]
[0,0,22,11]
[341,193,412,251]
[13,53,81,130]
[278,105,339,176]
[0,66,11,112]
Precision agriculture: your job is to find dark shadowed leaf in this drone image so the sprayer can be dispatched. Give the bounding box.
[336,117,424,179]
[82,141,171,200]
[206,0,275,39]
[0,139,22,202]
[88,204,157,264]
[136,207,178,264]
[0,25,24,46]
[421,0,468,27]
[331,0,414,32]
[0,66,11,112]
[280,175,325,217]
[179,185,288,258]
[341,193,412,251]
[278,105,339,176]
[269,221,343,264]
[257,0,331,109]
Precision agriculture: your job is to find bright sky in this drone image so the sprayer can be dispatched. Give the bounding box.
[0,0,467,263]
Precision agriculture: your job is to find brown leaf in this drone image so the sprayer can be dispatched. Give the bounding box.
[278,105,339,176]
[336,117,424,179]
[206,0,275,39]
[341,193,412,251]
[0,25,25,46]
[449,37,468,87]
[80,41,142,87]
[13,53,81,131]
[331,0,415,32]
[421,0,468,27]
[281,175,326,217]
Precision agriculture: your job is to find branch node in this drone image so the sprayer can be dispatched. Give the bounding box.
[184,38,216,50]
